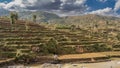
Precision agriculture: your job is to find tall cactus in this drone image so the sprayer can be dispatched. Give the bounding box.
[10,12,15,25]
[33,14,37,22]
[10,12,18,30]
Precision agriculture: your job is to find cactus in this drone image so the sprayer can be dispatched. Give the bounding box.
[10,12,18,30]
[10,12,15,25]
[33,14,37,22]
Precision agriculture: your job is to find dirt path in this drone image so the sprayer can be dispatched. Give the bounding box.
[62,61,120,68]
[29,60,120,68]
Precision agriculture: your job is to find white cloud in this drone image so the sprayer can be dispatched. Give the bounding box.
[114,0,120,11]
[60,0,87,13]
[89,7,113,15]
[3,0,37,10]
[97,0,107,2]
[74,0,86,5]
[0,3,6,8]
[60,0,86,6]
[1,0,56,11]
[0,0,88,17]
[51,10,83,17]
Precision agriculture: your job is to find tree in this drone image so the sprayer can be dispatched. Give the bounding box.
[10,12,15,25]
[91,44,111,52]
[71,25,76,31]
[39,44,49,54]
[33,14,37,22]
[10,12,18,30]
[46,38,58,54]
[45,38,63,54]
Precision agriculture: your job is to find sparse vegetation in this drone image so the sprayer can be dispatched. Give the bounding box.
[117,33,120,41]
[32,14,37,22]
[25,21,30,31]
[88,44,112,52]
[0,13,120,65]
[71,25,76,31]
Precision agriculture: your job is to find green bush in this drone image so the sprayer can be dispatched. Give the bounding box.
[38,38,76,55]
[88,44,112,52]
[15,54,35,64]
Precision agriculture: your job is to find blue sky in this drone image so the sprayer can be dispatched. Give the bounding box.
[0,0,120,17]
[0,0,11,3]
[86,0,116,10]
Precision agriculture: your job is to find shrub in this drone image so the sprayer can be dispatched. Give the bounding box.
[88,44,112,52]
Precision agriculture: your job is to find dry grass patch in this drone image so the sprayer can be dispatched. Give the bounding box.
[58,53,107,60]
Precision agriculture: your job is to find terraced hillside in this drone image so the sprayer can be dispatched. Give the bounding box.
[0,17,119,64]
[0,18,47,59]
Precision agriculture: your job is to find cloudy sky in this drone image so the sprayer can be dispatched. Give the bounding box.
[0,0,120,17]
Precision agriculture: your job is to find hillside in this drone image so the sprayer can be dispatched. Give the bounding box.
[63,14,120,29]
[18,12,120,29]
[0,13,120,65]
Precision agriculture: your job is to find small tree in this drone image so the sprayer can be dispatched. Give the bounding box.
[33,14,37,22]
[71,25,76,31]
[10,12,18,30]
[91,44,111,52]
[39,44,49,55]
[10,12,15,25]
[46,38,63,54]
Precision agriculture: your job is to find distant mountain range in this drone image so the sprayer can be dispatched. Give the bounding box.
[63,14,120,26]
[0,10,63,23]
[0,10,120,27]
[18,11,62,23]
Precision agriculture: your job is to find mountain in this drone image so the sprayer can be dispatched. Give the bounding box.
[0,10,63,23]
[0,10,120,27]
[18,11,63,23]
[62,14,120,29]
[18,11,120,27]
[63,14,120,24]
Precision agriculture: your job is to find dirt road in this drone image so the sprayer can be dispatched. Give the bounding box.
[30,60,120,68]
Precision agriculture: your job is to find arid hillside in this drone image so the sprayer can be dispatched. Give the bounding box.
[0,13,120,65]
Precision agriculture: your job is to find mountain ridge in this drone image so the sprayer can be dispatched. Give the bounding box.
[0,11,120,26]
